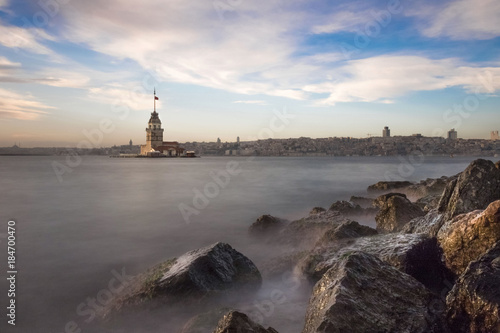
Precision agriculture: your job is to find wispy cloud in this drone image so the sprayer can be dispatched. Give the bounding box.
[233,100,268,105]
[408,0,500,40]
[0,21,57,56]
[304,55,500,105]
[0,88,54,120]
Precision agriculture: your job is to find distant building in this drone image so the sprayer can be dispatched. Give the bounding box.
[237,136,240,144]
[447,128,458,140]
[140,91,185,156]
[129,139,133,146]
[217,137,221,144]
[382,126,390,138]
[412,134,423,138]
[491,131,499,141]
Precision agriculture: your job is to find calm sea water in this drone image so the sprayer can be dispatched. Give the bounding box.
[0,155,493,332]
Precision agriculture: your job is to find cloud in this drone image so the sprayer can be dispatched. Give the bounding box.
[87,84,156,111]
[0,21,56,56]
[0,88,54,120]
[233,100,268,105]
[408,0,500,40]
[303,55,500,105]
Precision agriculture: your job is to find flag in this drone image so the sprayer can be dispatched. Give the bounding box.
[155,96,159,100]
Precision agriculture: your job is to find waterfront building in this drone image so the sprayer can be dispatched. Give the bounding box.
[382,126,391,138]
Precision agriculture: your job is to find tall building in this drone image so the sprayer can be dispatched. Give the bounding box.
[140,90,184,156]
[237,136,240,144]
[491,131,499,141]
[447,128,458,140]
[382,126,390,138]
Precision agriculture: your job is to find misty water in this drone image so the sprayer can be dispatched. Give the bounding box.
[0,155,491,332]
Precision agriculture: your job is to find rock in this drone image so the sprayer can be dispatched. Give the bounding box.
[438,159,500,219]
[303,233,453,292]
[213,310,279,333]
[373,192,407,208]
[446,241,500,333]
[309,207,326,215]
[249,215,287,236]
[437,200,500,275]
[276,210,349,248]
[367,180,414,192]
[302,252,443,333]
[402,209,445,237]
[328,200,363,215]
[180,308,232,333]
[496,160,500,169]
[315,220,377,246]
[102,242,261,317]
[375,194,425,233]
[416,194,442,212]
[349,196,374,209]
[405,177,449,199]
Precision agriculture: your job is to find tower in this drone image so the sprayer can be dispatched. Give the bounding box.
[447,128,457,140]
[382,126,390,138]
[141,90,164,154]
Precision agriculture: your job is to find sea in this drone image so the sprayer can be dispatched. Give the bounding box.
[0,155,494,332]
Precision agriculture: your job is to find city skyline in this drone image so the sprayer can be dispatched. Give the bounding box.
[1,0,500,147]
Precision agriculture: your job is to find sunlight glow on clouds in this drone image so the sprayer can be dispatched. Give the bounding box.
[0,88,53,120]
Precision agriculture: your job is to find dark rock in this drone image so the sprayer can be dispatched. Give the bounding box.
[438,159,500,219]
[249,215,287,236]
[315,220,377,246]
[213,310,279,333]
[367,180,414,192]
[302,252,443,333]
[375,194,425,233]
[349,196,374,209]
[309,207,325,215]
[372,192,407,208]
[402,209,445,237]
[302,233,452,292]
[328,200,363,215]
[446,241,500,333]
[180,308,232,333]
[405,177,448,199]
[276,210,349,248]
[496,160,500,169]
[438,200,500,275]
[416,194,442,212]
[102,243,261,317]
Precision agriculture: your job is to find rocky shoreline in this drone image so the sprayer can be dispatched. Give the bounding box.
[103,158,500,333]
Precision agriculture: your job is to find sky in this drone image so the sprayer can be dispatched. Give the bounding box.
[0,0,499,147]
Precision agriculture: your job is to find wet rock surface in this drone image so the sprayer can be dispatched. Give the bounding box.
[402,209,445,237]
[213,310,279,333]
[375,194,425,233]
[249,215,288,237]
[367,180,414,192]
[438,200,500,275]
[302,252,443,333]
[446,241,500,333]
[438,159,500,219]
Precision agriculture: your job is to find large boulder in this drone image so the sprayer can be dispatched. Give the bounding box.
[302,252,443,333]
[437,200,500,275]
[367,180,413,192]
[102,243,261,317]
[446,241,500,333]
[328,200,363,215]
[316,220,377,246]
[438,159,500,219]
[402,209,445,237]
[349,196,374,209]
[375,194,425,233]
[249,215,287,237]
[302,233,452,292]
[213,311,279,333]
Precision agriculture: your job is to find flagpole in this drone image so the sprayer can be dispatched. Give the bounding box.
[154,88,156,113]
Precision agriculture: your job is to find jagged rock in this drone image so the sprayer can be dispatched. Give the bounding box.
[309,207,326,215]
[302,233,452,292]
[402,209,445,237]
[102,243,261,317]
[249,215,287,236]
[446,241,500,333]
[437,200,500,275]
[302,252,443,333]
[349,196,374,209]
[416,194,442,212]
[316,220,377,246]
[375,194,425,233]
[180,308,232,333]
[328,200,363,215]
[438,159,500,219]
[276,210,348,248]
[405,177,449,199]
[373,192,407,208]
[213,310,279,333]
[367,180,414,192]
